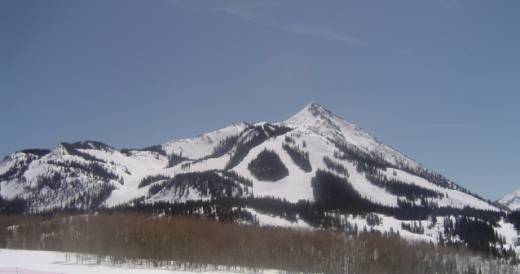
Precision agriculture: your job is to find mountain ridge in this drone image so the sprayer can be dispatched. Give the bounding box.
[1,103,518,258]
[0,103,496,210]
[499,189,520,211]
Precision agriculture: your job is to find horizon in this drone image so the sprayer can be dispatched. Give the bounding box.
[1,0,519,200]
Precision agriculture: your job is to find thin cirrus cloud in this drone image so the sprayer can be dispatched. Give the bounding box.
[167,0,364,47]
[416,122,492,129]
[279,25,365,46]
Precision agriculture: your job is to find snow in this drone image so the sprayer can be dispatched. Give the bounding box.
[0,103,503,211]
[241,209,452,246]
[148,186,213,203]
[1,102,520,261]
[0,102,510,234]
[162,123,248,160]
[341,160,398,207]
[245,208,311,229]
[345,214,438,242]
[284,103,420,171]
[0,181,22,199]
[228,127,396,206]
[77,149,168,207]
[0,249,280,274]
[231,132,316,203]
[499,188,520,211]
[162,154,231,176]
[494,219,520,254]
[382,168,498,211]
[0,157,15,176]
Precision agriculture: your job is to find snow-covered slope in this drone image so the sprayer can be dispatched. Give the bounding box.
[0,249,279,274]
[162,122,249,160]
[0,103,498,212]
[284,103,419,170]
[499,189,520,211]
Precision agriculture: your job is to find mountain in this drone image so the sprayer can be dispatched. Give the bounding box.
[0,103,493,211]
[499,189,520,211]
[0,103,518,257]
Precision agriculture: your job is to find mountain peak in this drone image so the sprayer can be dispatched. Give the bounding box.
[284,102,361,136]
[302,102,334,118]
[286,102,338,125]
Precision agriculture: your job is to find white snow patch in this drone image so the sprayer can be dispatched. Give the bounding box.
[499,189,520,211]
[246,208,311,229]
[0,249,280,274]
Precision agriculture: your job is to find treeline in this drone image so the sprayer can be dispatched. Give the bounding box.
[105,195,511,259]
[312,169,371,211]
[365,173,444,201]
[225,123,292,169]
[19,149,51,157]
[282,142,312,172]
[332,140,464,193]
[0,196,27,214]
[331,140,493,213]
[69,141,113,151]
[121,145,167,157]
[323,155,349,177]
[167,153,190,168]
[47,159,122,182]
[205,135,240,159]
[508,210,520,231]
[138,175,169,188]
[147,171,251,200]
[0,213,517,274]
[60,142,105,163]
[0,152,39,182]
[443,216,515,259]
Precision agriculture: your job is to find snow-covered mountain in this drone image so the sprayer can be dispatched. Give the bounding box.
[499,189,520,211]
[2,103,519,255]
[0,103,498,210]
[0,103,494,212]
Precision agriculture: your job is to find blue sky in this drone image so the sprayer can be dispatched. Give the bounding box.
[1,0,519,199]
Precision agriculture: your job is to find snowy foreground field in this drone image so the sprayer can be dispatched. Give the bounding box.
[0,249,278,274]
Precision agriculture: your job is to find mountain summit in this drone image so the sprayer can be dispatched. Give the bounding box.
[285,102,364,138]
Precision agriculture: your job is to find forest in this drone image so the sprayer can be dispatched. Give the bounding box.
[248,149,289,181]
[0,213,518,274]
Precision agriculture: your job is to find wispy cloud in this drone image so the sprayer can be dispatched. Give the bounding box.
[220,5,265,26]
[416,122,491,129]
[166,0,363,47]
[280,26,365,46]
